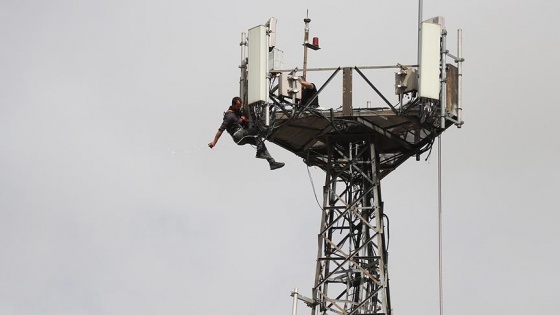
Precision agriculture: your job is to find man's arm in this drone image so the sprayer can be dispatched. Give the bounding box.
[299,78,314,89]
[208,130,223,148]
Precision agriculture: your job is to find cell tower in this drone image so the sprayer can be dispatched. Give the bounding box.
[238,9,464,315]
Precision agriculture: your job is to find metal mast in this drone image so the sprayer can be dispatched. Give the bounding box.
[239,12,464,315]
[312,139,391,315]
[302,12,311,78]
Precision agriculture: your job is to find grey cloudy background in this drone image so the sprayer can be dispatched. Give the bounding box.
[1,0,558,314]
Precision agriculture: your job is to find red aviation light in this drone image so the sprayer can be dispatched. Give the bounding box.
[312,37,319,47]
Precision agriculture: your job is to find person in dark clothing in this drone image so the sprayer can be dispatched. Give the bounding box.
[208,97,285,170]
[299,77,319,108]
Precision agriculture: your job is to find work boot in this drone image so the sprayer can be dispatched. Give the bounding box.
[269,161,285,170]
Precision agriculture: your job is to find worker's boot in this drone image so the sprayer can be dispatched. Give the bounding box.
[255,141,284,169]
[268,159,285,170]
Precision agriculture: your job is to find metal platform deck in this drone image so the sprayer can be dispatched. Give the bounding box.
[263,106,448,179]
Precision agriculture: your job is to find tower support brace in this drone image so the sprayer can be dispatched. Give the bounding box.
[312,138,392,315]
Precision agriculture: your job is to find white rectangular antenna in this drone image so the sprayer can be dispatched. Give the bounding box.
[419,21,442,100]
[247,25,268,105]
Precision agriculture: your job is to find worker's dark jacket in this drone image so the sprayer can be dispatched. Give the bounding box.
[219,109,243,136]
[218,108,256,145]
[301,83,319,108]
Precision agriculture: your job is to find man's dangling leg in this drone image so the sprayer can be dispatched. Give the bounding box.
[255,139,273,160]
[255,139,285,170]
[238,127,284,170]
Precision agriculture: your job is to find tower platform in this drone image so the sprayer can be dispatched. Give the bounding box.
[264,106,449,179]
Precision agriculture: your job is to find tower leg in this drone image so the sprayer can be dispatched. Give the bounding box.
[312,139,392,315]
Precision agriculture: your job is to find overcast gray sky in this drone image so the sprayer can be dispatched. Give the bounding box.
[1,0,559,314]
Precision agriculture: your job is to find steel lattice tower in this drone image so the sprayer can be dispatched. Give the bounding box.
[237,14,463,315]
[312,139,390,315]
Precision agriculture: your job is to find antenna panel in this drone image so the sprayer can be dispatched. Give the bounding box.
[446,63,459,117]
[247,25,268,105]
[419,21,442,100]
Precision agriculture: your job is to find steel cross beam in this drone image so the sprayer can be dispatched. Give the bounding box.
[312,139,391,315]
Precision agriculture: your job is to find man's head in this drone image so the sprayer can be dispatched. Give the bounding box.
[231,96,242,110]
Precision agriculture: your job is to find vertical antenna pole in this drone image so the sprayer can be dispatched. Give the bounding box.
[417,0,423,66]
[440,29,447,128]
[291,288,299,315]
[457,29,463,127]
[239,32,248,107]
[303,13,311,79]
[240,32,247,66]
[438,135,444,315]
